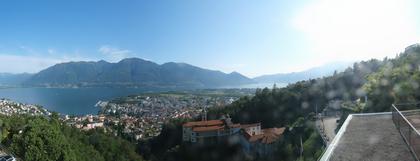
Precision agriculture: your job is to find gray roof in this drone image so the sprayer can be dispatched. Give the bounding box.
[320,113,416,161]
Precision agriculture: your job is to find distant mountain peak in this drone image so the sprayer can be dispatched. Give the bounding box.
[229,71,244,76]
[24,57,254,88]
[119,57,149,63]
[253,61,353,84]
[162,62,192,67]
[98,60,109,63]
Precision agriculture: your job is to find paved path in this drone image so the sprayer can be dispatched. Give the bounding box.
[316,116,339,145]
[329,114,415,161]
[323,117,338,141]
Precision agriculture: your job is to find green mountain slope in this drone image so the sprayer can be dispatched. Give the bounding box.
[364,44,420,112]
[0,114,143,161]
[24,58,255,88]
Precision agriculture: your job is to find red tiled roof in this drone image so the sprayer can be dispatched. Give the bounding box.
[183,120,224,127]
[261,127,286,144]
[247,134,265,142]
[193,125,224,132]
[263,127,285,135]
[244,127,286,144]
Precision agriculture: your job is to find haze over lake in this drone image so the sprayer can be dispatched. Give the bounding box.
[0,87,170,115]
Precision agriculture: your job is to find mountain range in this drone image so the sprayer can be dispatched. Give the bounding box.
[22,58,254,88]
[0,58,352,88]
[253,61,353,84]
[0,73,33,87]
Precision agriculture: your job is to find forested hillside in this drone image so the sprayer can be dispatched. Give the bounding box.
[213,45,420,128]
[364,44,420,112]
[0,114,143,161]
[141,44,420,161]
[138,59,383,161]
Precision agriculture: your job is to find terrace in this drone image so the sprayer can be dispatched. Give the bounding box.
[392,104,420,161]
[319,104,420,161]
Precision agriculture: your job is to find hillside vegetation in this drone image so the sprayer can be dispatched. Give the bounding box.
[364,44,420,112]
[141,44,420,161]
[0,114,143,161]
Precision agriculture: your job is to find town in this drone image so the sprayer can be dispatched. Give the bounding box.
[92,93,243,140]
[0,90,253,141]
[0,99,51,116]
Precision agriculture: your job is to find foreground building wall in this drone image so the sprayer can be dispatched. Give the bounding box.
[319,113,415,161]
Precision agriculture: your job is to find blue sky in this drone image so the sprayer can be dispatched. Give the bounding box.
[0,0,419,77]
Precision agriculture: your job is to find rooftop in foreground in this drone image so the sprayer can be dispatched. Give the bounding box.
[320,113,415,161]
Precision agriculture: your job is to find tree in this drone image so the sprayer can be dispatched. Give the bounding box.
[11,117,76,161]
[0,115,143,161]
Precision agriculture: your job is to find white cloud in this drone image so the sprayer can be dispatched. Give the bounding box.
[19,45,37,54]
[0,48,93,73]
[98,45,132,62]
[293,0,420,64]
[0,45,132,74]
[0,54,68,73]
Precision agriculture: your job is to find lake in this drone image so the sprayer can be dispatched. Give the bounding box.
[0,83,282,115]
[0,87,169,115]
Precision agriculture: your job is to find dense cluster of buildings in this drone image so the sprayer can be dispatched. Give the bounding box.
[88,94,240,140]
[62,113,162,139]
[98,94,237,117]
[182,116,285,157]
[0,99,51,116]
[61,95,239,140]
[63,114,105,130]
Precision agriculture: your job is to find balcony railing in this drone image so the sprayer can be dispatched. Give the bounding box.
[392,104,420,161]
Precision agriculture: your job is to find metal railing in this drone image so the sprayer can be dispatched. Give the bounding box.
[392,104,420,161]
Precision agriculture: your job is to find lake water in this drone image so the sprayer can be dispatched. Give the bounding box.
[0,83,282,115]
[0,87,169,115]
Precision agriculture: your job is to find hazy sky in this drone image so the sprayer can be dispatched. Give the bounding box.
[0,0,419,77]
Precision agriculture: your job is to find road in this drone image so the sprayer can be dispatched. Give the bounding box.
[316,116,339,145]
